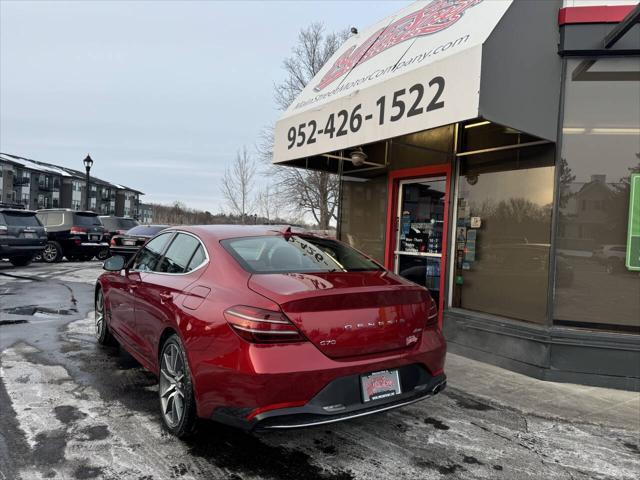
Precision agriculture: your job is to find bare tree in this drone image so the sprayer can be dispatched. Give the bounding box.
[259,23,349,229]
[220,147,256,224]
[256,183,286,224]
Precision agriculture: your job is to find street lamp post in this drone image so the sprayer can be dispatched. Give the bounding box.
[83,154,93,211]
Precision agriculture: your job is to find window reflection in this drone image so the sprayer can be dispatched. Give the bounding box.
[452,146,555,324]
[554,58,640,333]
[339,176,387,264]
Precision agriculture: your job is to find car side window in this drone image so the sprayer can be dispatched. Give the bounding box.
[132,233,173,272]
[186,245,206,272]
[156,233,202,274]
[48,212,63,225]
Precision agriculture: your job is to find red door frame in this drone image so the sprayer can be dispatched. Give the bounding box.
[384,163,451,328]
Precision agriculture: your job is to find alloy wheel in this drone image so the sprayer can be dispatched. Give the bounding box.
[159,343,186,428]
[42,244,58,262]
[95,290,105,338]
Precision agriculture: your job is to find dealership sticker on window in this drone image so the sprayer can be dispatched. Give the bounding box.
[626,173,640,271]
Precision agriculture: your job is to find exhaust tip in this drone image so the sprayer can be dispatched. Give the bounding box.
[431,381,447,395]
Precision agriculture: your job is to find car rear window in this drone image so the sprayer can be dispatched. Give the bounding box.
[127,225,168,236]
[100,217,139,231]
[221,235,381,274]
[1,212,41,227]
[74,213,102,227]
[118,218,139,230]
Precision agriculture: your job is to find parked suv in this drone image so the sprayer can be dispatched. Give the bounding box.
[0,204,47,266]
[36,209,107,263]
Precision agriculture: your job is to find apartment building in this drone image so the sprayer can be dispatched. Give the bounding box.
[0,153,143,218]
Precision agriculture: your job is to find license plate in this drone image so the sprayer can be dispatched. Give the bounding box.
[122,240,136,246]
[89,235,99,241]
[23,232,36,239]
[361,369,401,402]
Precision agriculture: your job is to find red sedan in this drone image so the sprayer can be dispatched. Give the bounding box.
[96,226,446,436]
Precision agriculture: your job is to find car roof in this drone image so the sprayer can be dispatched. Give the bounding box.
[166,225,311,242]
[37,209,97,214]
[0,208,37,213]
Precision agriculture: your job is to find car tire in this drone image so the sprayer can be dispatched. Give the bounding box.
[158,334,198,438]
[95,287,117,346]
[42,241,63,263]
[9,256,32,267]
[97,248,110,261]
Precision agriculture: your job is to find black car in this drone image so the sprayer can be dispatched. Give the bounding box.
[110,224,168,261]
[99,216,140,241]
[0,204,47,266]
[36,209,108,263]
[98,216,140,260]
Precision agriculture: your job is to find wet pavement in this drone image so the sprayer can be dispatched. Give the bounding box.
[0,261,639,480]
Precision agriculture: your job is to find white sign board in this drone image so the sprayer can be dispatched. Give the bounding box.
[273,0,513,164]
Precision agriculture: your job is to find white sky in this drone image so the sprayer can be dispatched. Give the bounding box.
[0,0,407,211]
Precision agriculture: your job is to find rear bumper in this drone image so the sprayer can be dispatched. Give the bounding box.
[196,327,446,431]
[0,243,46,257]
[213,368,446,431]
[63,242,108,255]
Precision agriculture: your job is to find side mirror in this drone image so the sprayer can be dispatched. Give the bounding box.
[103,255,125,272]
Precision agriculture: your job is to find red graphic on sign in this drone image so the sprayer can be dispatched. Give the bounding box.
[366,375,395,398]
[314,0,482,92]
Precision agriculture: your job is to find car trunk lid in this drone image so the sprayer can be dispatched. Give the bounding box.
[248,271,431,359]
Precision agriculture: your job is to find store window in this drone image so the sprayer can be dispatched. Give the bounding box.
[554,57,640,333]
[451,145,555,324]
[339,175,387,264]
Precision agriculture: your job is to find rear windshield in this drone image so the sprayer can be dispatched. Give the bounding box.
[221,235,381,274]
[126,225,167,236]
[1,212,41,227]
[101,217,139,231]
[74,213,102,227]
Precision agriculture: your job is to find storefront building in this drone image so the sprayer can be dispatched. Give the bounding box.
[274,0,640,390]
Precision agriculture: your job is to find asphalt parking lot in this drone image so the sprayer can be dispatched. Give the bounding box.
[0,261,638,480]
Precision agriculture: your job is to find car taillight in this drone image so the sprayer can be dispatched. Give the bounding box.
[224,306,305,344]
[426,296,438,327]
[70,227,87,234]
[110,237,117,246]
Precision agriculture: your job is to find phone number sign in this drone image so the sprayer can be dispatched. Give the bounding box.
[626,173,640,271]
[273,46,483,164]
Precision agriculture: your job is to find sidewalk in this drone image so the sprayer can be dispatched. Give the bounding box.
[446,353,640,431]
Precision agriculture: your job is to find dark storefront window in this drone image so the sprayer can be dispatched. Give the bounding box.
[462,121,541,152]
[554,58,640,333]
[452,145,555,324]
[339,175,387,264]
[390,124,454,171]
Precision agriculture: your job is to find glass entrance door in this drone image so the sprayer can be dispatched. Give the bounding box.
[394,177,446,305]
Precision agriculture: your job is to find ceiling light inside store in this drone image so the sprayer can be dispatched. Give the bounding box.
[591,128,640,135]
[563,127,639,135]
[464,120,491,129]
